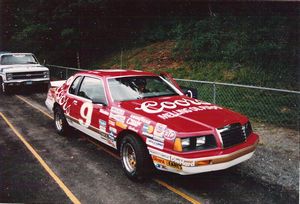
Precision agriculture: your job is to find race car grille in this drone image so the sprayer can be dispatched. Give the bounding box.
[218,123,246,148]
[11,72,45,80]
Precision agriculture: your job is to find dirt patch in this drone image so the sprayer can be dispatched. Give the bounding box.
[109,41,184,70]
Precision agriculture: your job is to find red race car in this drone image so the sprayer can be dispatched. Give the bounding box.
[45,69,259,180]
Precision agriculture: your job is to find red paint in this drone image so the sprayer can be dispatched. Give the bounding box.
[47,69,259,174]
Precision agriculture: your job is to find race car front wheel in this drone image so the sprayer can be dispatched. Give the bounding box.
[54,106,69,136]
[120,134,153,181]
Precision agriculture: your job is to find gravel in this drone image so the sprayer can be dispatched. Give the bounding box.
[237,122,299,198]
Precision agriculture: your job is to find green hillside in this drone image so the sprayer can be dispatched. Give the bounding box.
[96,16,298,90]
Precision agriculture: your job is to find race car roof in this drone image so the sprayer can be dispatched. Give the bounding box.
[78,69,158,78]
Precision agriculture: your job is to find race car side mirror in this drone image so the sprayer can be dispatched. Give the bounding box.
[180,86,198,99]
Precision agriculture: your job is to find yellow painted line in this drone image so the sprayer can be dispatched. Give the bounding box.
[16,96,202,204]
[154,179,201,204]
[0,112,81,204]
[16,95,53,119]
[84,136,120,160]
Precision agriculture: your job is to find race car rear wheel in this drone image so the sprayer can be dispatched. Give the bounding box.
[120,134,153,181]
[54,106,69,135]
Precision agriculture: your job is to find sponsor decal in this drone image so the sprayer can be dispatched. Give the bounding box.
[152,136,165,143]
[107,139,116,147]
[110,107,125,116]
[164,129,176,140]
[99,119,106,132]
[158,105,222,120]
[170,156,195,167]
[109,113,126,123]
[148,148,171,160]
[155,164,166,170]
[99,109,109,116]
[56,89,71,115]
[149,148,195,167]
[108,119,116,126]
[135,98,222,119]
[116,121,127,129]
[142,124,154,137]
[130,114,151,124]
[152,156,182,170]
[168,161,182,170]
[126,117,142,127]
[99,132,116,148]
[99,132,108,141]
[152,155,167,164]
[146,138,164,149]
[153,123,167,138]
[108,131,116,141]
[128,126,138,132]
[142,124,154,134]
[109,126,117,134]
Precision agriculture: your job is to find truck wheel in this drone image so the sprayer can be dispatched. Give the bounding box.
[54,106,69,135]
[0,77,5,94]
[120,134,153,181]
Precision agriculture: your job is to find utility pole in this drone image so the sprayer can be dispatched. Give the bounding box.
[120,49,123,69]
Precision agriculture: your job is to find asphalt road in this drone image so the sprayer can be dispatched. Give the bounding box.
[0,90,296,204]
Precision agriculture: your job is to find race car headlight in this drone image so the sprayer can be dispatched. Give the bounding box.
[196,136,206,146]
[181,138,190,148]
[242,121,252,138]
[173,135,217,152]
[6,73,13,80]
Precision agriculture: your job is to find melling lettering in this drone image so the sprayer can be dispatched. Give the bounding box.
[135,98,211,114]
[158,105,222,120]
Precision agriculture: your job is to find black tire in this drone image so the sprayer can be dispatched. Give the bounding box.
[120,134,154,181]
[0,77,5,94]
[54,106,70,136]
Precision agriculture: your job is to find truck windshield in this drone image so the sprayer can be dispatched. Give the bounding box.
[0,54,38,65]
[108,76,179,101]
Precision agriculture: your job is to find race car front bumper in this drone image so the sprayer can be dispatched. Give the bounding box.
[148,139,258,175]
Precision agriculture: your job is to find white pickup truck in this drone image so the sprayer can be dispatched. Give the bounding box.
[0,53,50,93]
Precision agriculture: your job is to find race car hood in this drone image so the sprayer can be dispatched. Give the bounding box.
[119,95,248,134]
[0,64,48,73]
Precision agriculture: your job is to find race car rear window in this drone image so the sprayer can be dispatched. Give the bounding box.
[78,76,107,103]
[69,76,82,95]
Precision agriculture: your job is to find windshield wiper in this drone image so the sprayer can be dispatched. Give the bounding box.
[26,61,37,64]
[143,93,178,99]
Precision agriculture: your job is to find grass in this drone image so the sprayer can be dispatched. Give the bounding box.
[177,80,299,129]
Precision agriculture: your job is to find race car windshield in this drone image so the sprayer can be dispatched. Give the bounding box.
[108,76,179,101]
[0,54,38,65]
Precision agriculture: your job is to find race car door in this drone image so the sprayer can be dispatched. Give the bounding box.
[69,76,112,147]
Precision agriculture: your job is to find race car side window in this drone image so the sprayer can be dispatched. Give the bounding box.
[69,76,82,95]
[77,76,107,104]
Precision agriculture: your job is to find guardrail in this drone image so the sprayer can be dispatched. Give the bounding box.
[47,64,300,129]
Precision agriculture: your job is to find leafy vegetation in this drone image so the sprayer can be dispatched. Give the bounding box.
[1,1,298,90]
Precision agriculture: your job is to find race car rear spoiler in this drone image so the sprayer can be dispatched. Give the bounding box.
[50,80,66,88]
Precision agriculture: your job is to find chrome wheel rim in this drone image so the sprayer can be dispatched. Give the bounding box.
[55,111,63,131]
[122,143,137,173]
